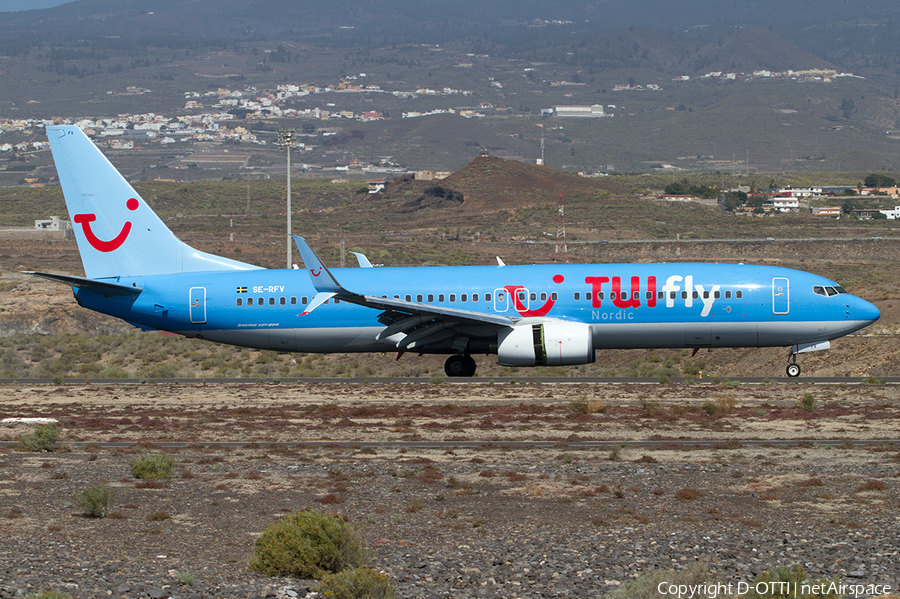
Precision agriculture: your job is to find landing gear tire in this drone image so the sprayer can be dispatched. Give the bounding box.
[786,363,801,378]
[445,355,476,377]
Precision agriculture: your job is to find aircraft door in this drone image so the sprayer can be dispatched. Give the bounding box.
[772,277,789,315]
[189,287,207,324]
[493,288,508,312]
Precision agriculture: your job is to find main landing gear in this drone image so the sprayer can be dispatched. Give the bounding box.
[786,351,801,378]
[445,355,477,377]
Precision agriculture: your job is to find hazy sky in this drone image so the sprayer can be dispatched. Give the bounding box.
[0,0,73,11]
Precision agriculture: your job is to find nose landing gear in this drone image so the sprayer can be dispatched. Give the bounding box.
[445,355,477,377]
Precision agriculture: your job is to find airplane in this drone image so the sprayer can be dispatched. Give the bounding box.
[30,125,880,378]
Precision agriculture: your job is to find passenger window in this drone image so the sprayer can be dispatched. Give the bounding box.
[540,292,546,301]
[681,291,688,299]
[416,294,423,302]
[473,293,479,302]
[428,294,434,303]
[258,297,264,306]
[692,291,699,300]
[449,294,456,302]
[517,291,526,301]
[670,291,676,299]
[334,298,340,304]
[703,291,709,299]
[736,290,743,299]
[269,297,275,306]
[714,291,720,299]
[658,291,664,299]
[439,294,445,302]
[405,294,411,302]
[551,292,557,300]
[248,297,253,305]
[291,297,297,305]
[574,292,581,300]
[530,292,536,301]
[646,291,653,300]
[496,293,504,301]
[280,297,286,305]
[236,298,242,306]
[302,296,308,304]
[485,293,492,302]
[725,291,731,299]
[461,293,468,302]
[611,291,618,300]
[393,294,400,300]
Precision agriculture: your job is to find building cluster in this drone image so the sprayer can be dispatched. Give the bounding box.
[678,68,862,83]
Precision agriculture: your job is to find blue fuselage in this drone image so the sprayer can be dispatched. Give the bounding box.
[77,262,879,354]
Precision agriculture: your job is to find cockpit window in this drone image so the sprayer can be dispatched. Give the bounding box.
[814,285,848,297]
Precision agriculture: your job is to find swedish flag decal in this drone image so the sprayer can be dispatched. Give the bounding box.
[236,286,248,293]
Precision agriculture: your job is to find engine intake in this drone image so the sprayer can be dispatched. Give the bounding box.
[497,321,595,367]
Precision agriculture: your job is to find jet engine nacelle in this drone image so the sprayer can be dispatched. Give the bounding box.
[497,321,595,367]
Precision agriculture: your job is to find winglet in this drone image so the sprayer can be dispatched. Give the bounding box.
[300,291,336,316]
[351,251,373,268]
[497,256,506,267]
[292,235,343,294]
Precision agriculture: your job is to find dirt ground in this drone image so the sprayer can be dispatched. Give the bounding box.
[2,382,900,598]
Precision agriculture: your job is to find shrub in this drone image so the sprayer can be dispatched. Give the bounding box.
[249,510,369,578]
[314,567,396,599]
[74,485,113,518]
[674,488,704,501]
[611,562,709,599]
[175,570,196,586]
[799,393,816,413]
[740,564,840,599]
[130,453,175,479]
[24,591,74,599]
[19,422,60,452]
[569,397,606,414]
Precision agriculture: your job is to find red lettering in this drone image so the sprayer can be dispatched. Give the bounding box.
[585,276,609,308]
[612,276,641,309]
[648,276,657,307]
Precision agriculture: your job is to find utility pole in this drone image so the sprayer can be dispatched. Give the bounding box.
[276,128,298,269]
[555,193,567,263]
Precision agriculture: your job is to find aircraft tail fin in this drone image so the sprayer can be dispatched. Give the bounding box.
[46,125,261,280]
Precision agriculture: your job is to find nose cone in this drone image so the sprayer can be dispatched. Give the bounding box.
[855,297,881,325]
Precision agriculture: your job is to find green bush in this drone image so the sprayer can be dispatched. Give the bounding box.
[798,393,816,413]
[249,510,369,578]
[24,590,74,599]
[19,422,60,452]
[314,567,396,599]
[740,564,840,599]
[612,562,709,599]
[74,484,113,518]
[130,453,175,479]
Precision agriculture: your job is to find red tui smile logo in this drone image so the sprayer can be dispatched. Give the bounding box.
[504,274,565,317]
[74,198,139,252]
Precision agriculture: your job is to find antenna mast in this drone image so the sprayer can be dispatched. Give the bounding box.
[555,192,568,263]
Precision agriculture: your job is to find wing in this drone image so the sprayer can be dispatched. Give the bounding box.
[291,236,517,350]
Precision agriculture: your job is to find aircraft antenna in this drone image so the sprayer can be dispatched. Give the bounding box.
[554,192,568,263]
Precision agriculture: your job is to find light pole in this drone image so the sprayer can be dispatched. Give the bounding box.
[276,128,298,269]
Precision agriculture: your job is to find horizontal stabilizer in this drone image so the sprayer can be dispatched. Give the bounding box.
[24,271,142,296]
